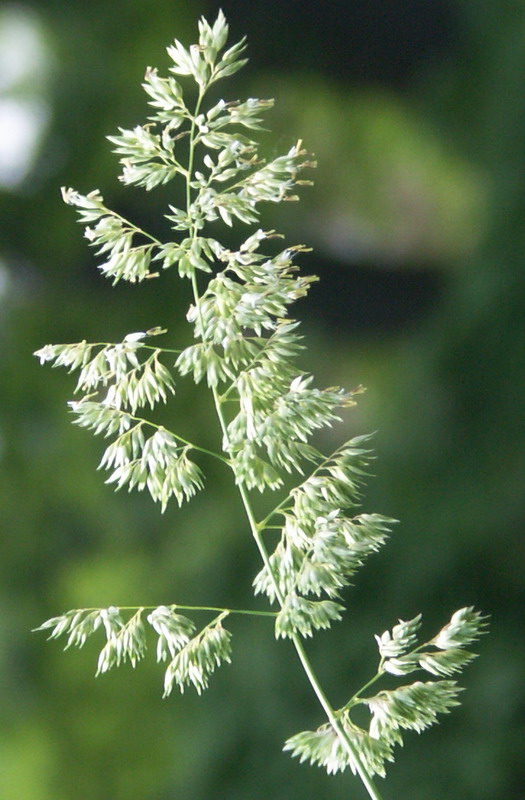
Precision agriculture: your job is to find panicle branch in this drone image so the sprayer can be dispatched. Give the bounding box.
[285,606,487,778]
[34,605,233,693]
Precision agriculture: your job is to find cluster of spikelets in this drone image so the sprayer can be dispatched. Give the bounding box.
[35,605,231,697]
[34,10,487,793]
[35,601,486,777]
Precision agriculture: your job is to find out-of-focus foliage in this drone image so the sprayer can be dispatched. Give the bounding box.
[1,1,523,798]
[253,77,487,266]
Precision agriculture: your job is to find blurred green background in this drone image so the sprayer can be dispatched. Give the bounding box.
[1,1,523,798]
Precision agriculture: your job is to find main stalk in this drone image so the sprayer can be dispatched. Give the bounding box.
[184,83,385,800]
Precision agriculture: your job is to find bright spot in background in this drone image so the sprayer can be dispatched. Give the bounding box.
[0,4,49,92]
[0,4,51,189]
[0,98,49,188]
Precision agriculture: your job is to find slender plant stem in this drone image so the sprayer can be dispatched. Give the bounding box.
[61,604,277,618]
[343,669,384,711]
[238,478,385,800]
[107,408,229,465]
[291,638,385,800]
[107,207,163,246]
[208,381,384,800]
[184,85,384,800]
[175,605,276,618]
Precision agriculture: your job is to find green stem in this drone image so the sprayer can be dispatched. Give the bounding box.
[291,638,385,800]
[187,88,205,211]
[71,604,277,618]
[139,345,183,355]
[174,605,276,618]
[108,207,162,246]
[108,408,229,465]
[184,86,384,800]
[343,639,439,710]
[57,341,183,357]
[343,669,385,712]
[240,482,384,800]
[209,380,383,800]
